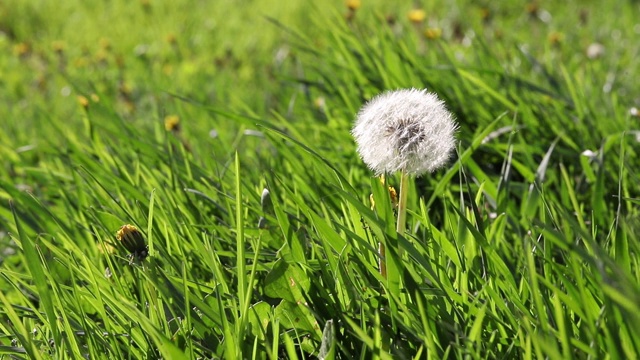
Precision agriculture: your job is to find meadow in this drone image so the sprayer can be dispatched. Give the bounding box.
[1,0,640,358]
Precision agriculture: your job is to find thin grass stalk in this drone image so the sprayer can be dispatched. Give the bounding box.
[379,241,387,280]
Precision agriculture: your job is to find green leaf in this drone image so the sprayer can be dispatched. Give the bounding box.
[275,300,321,338]
[264,260,310,303]
[247,301,272,341]
[10,201,59,347]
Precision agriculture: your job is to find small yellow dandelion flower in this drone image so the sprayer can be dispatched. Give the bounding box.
[526,2,539,16]
[116,224,148,260]
[388,186,398,207]
[164,115,181,132]
[370,175,398,209]
[407,9,426,24]
[424,27,442,40]
[369,186,398,210]
[77,95,89,109]
[548,31,563,46]
[346,0,361,11]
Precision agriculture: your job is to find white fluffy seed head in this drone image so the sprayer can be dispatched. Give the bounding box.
[352,88,457,176]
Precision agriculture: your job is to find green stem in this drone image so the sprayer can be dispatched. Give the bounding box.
[396,169,409,236]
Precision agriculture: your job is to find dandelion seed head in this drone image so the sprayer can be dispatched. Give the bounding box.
[352,88,457,176]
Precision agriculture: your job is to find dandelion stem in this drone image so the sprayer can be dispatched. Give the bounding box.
[396,169,409,236]
[376,176,389,280]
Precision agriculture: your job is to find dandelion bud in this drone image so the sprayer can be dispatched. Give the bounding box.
[116,224,148,261]
[261,188,272,213]
[258,216,268,229]
[369,186,397,210]
[352,88,457,176]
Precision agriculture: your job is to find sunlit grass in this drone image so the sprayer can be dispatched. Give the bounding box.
[1,0,640,358]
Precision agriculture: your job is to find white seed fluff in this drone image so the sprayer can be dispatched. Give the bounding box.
[352,88,457,176]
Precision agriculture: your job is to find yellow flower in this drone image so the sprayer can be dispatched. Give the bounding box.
[164,115,181,132]
[77,95,89,109]
[407,9,426,24]
[370,176,398,209]
[388,186,398,207]
[346,0,361,11]
[548,31,563,46]
[424,27,442,40]
[526,2,539,16]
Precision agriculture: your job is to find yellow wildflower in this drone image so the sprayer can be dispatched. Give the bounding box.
[346,0,361,11]
[407,9,426,24]
[424,27,442,40]
[77,95,89,109]
[164,115,181,132]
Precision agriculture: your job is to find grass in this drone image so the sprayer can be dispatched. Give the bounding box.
[1,0,640,358]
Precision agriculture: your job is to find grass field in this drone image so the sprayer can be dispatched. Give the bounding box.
[1,0,640,358]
